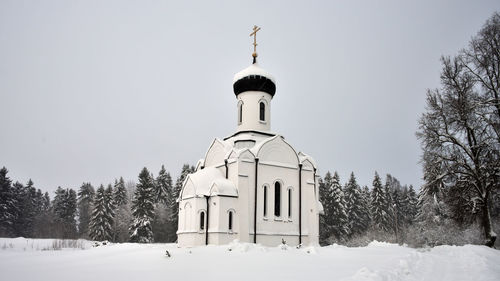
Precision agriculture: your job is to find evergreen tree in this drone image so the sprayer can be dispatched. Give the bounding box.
[371,172,391,232]
[52,187,77,238]
[153,165,173,242]
[113,177,128,207]
[320,172,334,202]
[112,177,131,242]
[383,175,395,227]
[130,168,156,243]
[32,191,53,238]
[391,187,404,236]
[319,172,334,245]
[10,180,40,237]
[405,185,418,224]
[328,172,349,241]
[344,172,367,236]
[166,164,194,242]
[360,185,372,232]
[105,184,115,211]
[77,182,95,238]
[42,192,50,210]
[89,185,114,241]
[0,167,17,236]
[154,165,172,204]
[11,181,25,236]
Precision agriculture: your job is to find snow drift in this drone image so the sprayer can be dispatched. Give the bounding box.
[0,238,499,281]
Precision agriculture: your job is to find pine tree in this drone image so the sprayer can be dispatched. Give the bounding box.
[0,167,17,236]
[77,182,95,238]
[405,185,418,224]
[153,165,173,242]
[11,181,25,236]
[32,191,53,238]
[52,187,77,238]
[42,192,51,211]
[371,172,391,232]
[344,172,367,236]
[391,187,404,235]
[328,172,349,241]
[113,177,128,207]
[112,177,131,242]
[360,185,372,232]
[130,168,156,243]
[105,184,115,211]
[154,165,172,204]
[319,172,334,245]
[10,180,39,237]
[166,164,194,242]
[320,172,333,202]
[89,185,115,241]
[383,175,394,228]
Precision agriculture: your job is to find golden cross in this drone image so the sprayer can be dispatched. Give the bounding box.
[250,25,261,59]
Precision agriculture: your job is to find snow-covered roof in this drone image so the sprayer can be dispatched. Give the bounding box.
[298,151,318,169]
[233,63,275,83]
[210,178,238,197]
[181,167,237,199]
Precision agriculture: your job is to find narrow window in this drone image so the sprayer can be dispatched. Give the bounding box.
[259,102,265,121]
[288,189,292,218]
[274,182,281,217]
[228,211,233,231]
[200,211,205,230]
[238,102,243,124]
[263,186,268,217]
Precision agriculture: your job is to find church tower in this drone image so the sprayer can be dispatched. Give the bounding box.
[233,26,276,132]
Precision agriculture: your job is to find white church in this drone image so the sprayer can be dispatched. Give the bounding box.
[177,27,322,247]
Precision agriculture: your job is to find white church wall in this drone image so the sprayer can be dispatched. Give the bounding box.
[178,197,211,247]
[254,164,301,246]
[256,137,299,166]
[204,139,227,168]
[235,158,252,243]
[301,167,320,245]
[237,91,272,132]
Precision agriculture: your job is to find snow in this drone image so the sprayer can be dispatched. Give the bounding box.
[233,63,275,83]
[183,166,238,197]
[1,238,499,281]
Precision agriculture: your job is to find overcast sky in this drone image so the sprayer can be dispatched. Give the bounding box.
[1,0,498,194]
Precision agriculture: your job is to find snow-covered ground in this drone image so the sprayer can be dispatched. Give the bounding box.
[1,238,499,281]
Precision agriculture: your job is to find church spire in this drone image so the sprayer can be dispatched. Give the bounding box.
[249,25,261,64]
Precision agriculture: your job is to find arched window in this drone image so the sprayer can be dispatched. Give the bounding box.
[228,211,233,231]
[238,102,243,124]
[263,185,268,217]
[288,189,292,218]
[200,211,205,230]
[274,182,281,217]
[259,102,265,121]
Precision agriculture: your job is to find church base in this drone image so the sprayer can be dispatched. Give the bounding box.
[177,232,318,247]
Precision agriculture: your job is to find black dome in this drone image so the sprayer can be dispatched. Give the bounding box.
[233,75,276,97]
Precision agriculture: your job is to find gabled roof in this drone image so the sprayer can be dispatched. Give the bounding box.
[180,167,237,199]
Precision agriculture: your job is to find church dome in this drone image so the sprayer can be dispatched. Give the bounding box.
[233,63,276,97]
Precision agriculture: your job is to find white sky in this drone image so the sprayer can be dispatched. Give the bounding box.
[1,0,499,193]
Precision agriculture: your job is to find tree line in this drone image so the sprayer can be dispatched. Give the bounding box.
[0,165,194,243]
[318,171,418,246]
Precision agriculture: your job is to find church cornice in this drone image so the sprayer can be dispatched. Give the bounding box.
[223,130,276,141]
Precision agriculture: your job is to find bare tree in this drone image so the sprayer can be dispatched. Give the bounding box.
[461,12,500,143]
[418,51,498,246]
